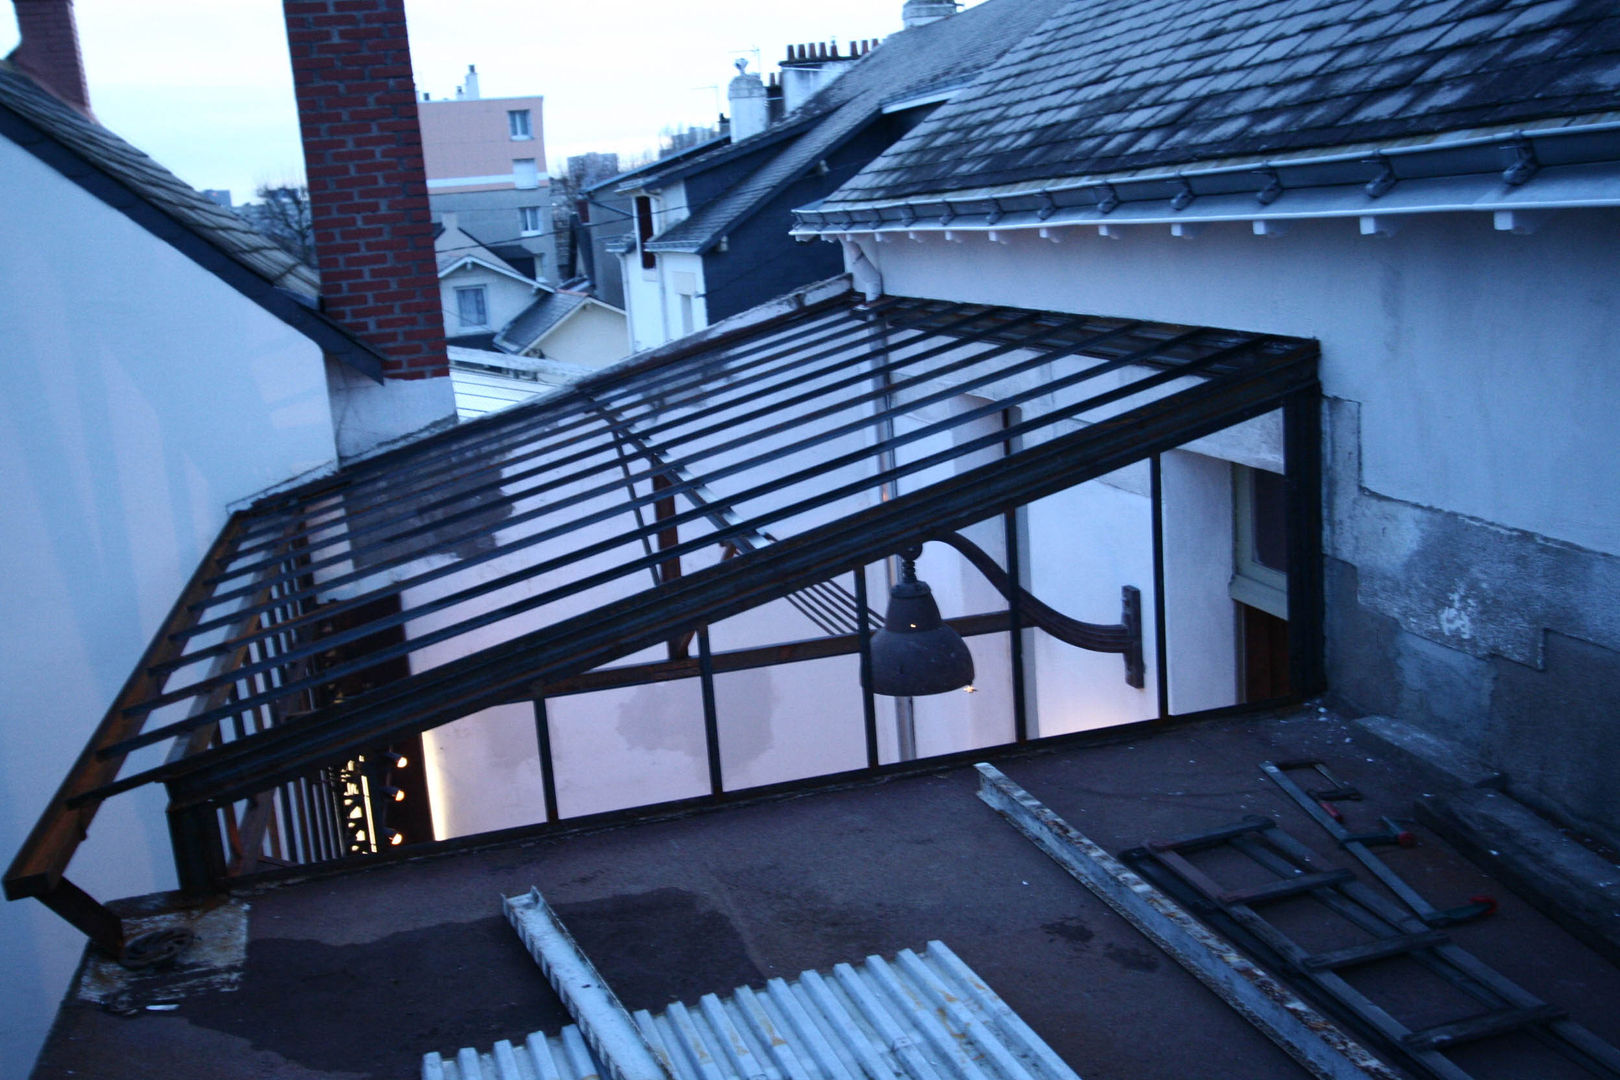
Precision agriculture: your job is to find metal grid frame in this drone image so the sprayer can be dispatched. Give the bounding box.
[6,282,1320,953]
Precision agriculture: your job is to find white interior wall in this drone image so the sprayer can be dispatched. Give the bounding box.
[0,139,340,1073]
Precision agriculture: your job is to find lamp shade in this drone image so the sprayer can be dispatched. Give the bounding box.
[870,578,975,696]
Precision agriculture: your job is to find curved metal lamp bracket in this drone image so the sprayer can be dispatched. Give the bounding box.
[928,531,1145,689]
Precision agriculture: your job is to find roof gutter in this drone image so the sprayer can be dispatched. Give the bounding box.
[791,120,1620,239]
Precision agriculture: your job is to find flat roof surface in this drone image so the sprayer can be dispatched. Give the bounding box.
[36,708,1620,1079]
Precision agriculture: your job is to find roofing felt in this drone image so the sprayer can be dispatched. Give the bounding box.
[496,291,591,353]
[0,61,319,298]
[639,0,1072,253]
[822,0,1620,208]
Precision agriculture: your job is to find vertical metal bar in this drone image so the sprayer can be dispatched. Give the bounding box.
[1003,410,1029,743]
[854,567,880,769]
[1150,454,1171,722]
[1284,388,1325,697]
[533,697,560,824]
[697,628,724,796]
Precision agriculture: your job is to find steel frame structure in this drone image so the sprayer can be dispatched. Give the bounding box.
[5,280,1321,954]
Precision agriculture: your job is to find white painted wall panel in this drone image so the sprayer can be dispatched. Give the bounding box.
[0,138,339,1073]
[868,212,1620,556]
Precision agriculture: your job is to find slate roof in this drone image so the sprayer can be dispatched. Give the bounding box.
[0,60,385,377]
[823,0,1620,207]
[0,61,318,296]
[495,290,590,353]
[636,0,1071,253]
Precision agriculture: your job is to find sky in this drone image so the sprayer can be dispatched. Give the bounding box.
[0,0,983,204]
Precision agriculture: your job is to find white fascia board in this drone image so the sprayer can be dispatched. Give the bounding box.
[438,255,540,287]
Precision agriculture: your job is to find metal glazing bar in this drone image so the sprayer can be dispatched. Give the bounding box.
[152,311,1151,699]
[117,326,1252,745]
[1003,504,1029,743]
[3,513,252,901]
[698,629,722,797]
[535,698,559,824]
[855,569,880,768]
[231,291,891,538]
[1151,455,1170,722]
[222,304,900,565]
[139,340,1318,807]
[194,303,1044,620]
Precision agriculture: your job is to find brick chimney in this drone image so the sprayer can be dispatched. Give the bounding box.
[283,0,456,457]
[8,0,92,115]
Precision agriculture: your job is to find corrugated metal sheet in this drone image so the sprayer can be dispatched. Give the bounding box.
[422,938,1081,1080]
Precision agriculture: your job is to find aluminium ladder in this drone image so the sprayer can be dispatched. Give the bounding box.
[1123,815,1620,1080]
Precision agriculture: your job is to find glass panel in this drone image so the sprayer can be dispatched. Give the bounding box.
[547,678,709,818]
[714,654,867,791]
[1024,470,1158,735]
[421,703,546,840]
[907,633,1015,757]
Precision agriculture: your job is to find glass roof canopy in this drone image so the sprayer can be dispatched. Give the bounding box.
[8,279,1319,943]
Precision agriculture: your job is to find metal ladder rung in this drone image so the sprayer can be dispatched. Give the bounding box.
[1219,868,1354,906]
[1404,1003,1567,1051]
[1301,930,1451,972]
[1148,815,1274,854]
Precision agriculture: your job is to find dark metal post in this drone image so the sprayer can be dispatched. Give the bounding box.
[1150,455,1170,721]
[1283,387,1325,697]
[1003,509,1029,743]
[854,567,880,767]
[167,797,226,896]
[697,628,723,795]
[533,697,560,823]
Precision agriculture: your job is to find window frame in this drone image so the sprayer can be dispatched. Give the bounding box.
[518,206,544,236]
[455,285,489,329]
[508,109,532,140]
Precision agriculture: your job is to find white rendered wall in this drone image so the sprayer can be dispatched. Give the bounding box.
[865,212,1620,557]
[441,263,537,337]
[0,140,340,1074]
[536,303,630,369]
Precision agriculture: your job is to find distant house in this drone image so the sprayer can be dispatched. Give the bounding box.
[436,212,546,347]
[419,65,557,284]
[436,214,628,410]
[607,0,1067,352]
[791,0,1620,846]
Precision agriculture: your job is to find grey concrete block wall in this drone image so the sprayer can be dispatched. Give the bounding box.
[1323,396,1620,848]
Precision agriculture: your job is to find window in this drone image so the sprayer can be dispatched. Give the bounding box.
[1231,464,1290,701]
[513,158,540,189]
[519,206,543,236]
[635,194,656,270]
[455,286,488,329]
[508,109,532,139]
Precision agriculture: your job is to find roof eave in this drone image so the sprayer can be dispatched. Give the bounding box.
[792,119,1620,238]
[0,104,387,381]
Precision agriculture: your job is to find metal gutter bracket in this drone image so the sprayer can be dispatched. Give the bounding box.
[1170,178,1195,211]
[1363,156,1398,199]
[1501,138,1538,186]
[1256,167,1284,206]
[1094,183,1120,214]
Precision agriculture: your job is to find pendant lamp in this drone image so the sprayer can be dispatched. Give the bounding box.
[869,544,974,696]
